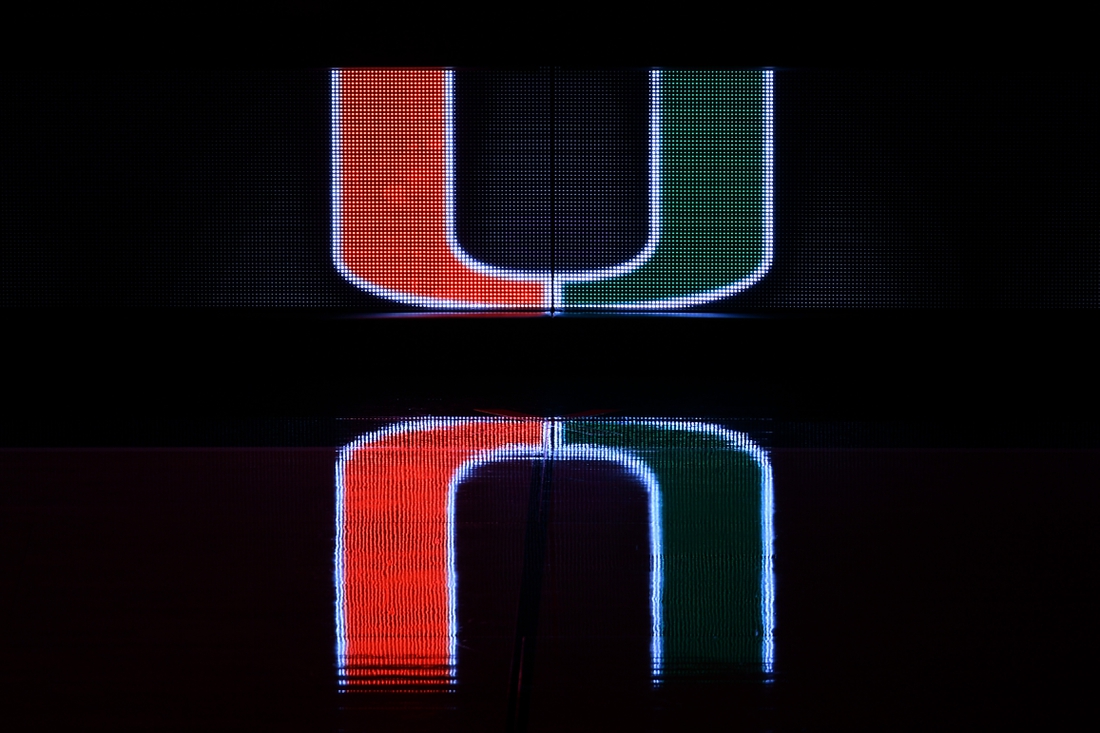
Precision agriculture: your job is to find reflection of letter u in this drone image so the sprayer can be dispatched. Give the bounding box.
[334,419,543,689]
[334,418,774,689]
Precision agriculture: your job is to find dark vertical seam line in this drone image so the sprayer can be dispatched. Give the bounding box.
[549,67,556,314]
[506,453,552,733]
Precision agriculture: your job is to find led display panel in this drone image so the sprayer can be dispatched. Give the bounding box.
[331,69,773,309]
[5,69,1095,309]
[334,418,774,690]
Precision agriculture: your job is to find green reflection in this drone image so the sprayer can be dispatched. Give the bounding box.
[564,420,769,677]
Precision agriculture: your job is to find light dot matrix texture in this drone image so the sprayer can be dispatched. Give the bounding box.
[333,69,772,310]
[2,69,1095,307]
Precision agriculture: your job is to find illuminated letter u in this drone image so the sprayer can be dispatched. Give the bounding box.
[332,69,772,309]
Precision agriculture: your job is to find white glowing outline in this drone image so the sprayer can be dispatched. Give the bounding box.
[331,70,774,310]
[440,70,663,308]
[644,419,776,676]
[567,69,774,310]
[334,418,475,687]
[330,73,512,310]
[334,417,774,689]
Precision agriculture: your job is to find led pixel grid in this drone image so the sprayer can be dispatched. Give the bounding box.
[332,69,773,310]
[334,418,775,690]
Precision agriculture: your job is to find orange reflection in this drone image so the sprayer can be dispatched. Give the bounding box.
[336,419,543,689]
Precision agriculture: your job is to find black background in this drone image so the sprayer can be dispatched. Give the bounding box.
[3,10,1099,730]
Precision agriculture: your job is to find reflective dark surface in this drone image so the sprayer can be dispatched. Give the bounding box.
[4,312,1098,729]
[4,409,1098,729]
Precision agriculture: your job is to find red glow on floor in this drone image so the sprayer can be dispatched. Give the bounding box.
[338,420,543,687]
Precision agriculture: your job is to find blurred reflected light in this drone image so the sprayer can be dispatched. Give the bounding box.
[335,419,542,690]
[334,418,773,691]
